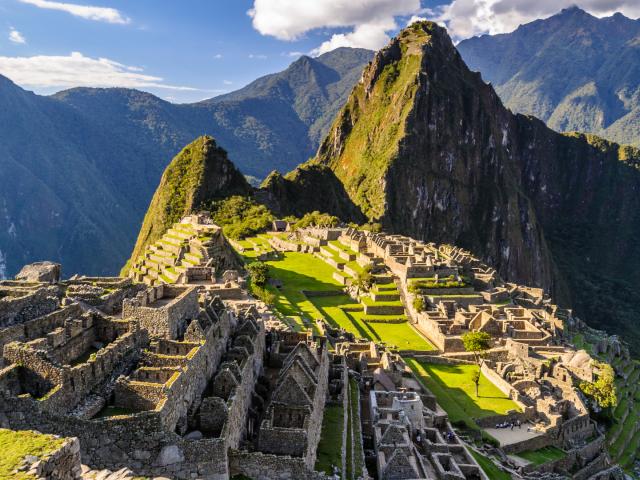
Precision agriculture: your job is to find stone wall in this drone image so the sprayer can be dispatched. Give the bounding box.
[26,436,82,480]
[220,320,265,448]
[0,286,60,328]
[122,285,199,339]
[229,450,327,480]
[0,303,81,366]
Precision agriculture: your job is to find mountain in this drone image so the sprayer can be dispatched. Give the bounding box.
[127,136,252,268]
[0,47,372,278]
[457,7,640,146]
[260,21,640,350]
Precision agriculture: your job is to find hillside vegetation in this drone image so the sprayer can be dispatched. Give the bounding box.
[458,7,640,146]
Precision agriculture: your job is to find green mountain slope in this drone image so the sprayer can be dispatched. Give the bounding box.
[0,48,372,278]
[126,136,251,271]
[457,7,640,146]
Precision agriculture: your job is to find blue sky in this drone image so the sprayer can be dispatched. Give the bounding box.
[1,0,638,103]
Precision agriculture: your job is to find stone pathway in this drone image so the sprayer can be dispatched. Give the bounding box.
[484,426,544,447]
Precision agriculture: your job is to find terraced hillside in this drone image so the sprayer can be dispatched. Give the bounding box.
[606,356,640,471]
[129,217,241,285]
[232,232,435,352]
[569,327,639,474]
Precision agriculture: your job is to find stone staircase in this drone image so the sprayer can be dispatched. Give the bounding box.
[129,221,217,286]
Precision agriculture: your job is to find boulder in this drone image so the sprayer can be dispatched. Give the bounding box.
[154,445,184,466]
[184,430,203,440]
[15,261,61,283]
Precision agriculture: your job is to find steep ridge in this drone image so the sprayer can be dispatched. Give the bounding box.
[457,7,640,146]
[0,47,372,277]
[307,21,640,349]
[258,164,365,221]
[125,136,251,272]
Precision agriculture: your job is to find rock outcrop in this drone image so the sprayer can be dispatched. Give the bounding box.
[15,261,61,283]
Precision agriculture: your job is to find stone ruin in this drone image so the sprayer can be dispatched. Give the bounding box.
[0,220,628,480]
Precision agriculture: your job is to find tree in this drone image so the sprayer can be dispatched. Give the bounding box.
[461,331,492,365]
[471,369,481,397]
[580,362,617,409]
[462,331,492,398]
[292,211,340,230]
[413,296,425,312]
[352,265,374,292]
[246,261,269,287]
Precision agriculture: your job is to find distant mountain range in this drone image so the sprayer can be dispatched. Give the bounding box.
[0,47,372,278]
[457,6,640,146]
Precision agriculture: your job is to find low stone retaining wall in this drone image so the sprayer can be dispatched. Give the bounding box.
[302,290,344,298]
[363,303,405,315]
[229,450,327,480]
[27,436,82,480]
[363,317,405,323]
[411,355,474,365]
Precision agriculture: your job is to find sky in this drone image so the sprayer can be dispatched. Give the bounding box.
[1,0,639,103]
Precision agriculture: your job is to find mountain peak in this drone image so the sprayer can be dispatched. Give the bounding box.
[124,135,251,271]
[558,5,588,16]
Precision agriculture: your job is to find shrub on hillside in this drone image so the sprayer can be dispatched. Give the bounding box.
[292,211,339,230]
[251,285,276,306]
[246,261,269,287]
[207,196,274,239]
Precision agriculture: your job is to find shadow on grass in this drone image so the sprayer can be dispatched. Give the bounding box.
[408,360,518,421]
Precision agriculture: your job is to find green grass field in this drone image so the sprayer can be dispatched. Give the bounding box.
[259,252,343,331]
[469,450,511,480]
[516,446,566,466]
[406,360,520,427]
[315,405,344,474]
[0,429,65,480]
[237,246,435,351]
[311,294,435,351]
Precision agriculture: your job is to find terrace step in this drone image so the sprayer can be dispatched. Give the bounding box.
[371,292,401,302]
[363,303,405,315]
[361,315,405,323]
[167,228,194,240]
[373,275,394,285]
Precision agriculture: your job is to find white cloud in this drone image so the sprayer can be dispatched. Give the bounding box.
[223,80,233,85]
[248,53,268,59]
[18,0,130,24]
[432,0,640,40]
[213,53,223,59]
[407,15,427,26]
[248,0,422,55]
[9,28,26,44]
[0,51,197,91]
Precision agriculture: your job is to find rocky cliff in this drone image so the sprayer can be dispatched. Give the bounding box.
[310,21,640,348]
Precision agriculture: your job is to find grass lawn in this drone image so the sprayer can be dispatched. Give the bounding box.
[516,446,566,466]
[260,252,343,331]
[469,450,511,480]
[315,405,344,474]
[406,360,520,426]
[310,295,435,351]
[0,429,65,480]
[236,246,436,351]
